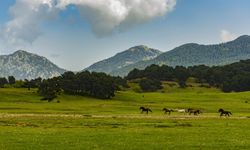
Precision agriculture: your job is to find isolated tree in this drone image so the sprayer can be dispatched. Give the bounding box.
[39,78,61,102]
[0,77,8,88]
[8,76,16,85]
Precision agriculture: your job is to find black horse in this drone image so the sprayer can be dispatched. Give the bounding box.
[188,109,201,115]
[162,108,174,115]
[140,107,152,114]
[218,108,232,117]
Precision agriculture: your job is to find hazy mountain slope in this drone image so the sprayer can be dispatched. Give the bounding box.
[111,35,250,76]
[84,45,162,74]
[0,50,66,79]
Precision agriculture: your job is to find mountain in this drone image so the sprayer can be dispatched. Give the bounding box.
[0,50,66,79]
[111,35,250,76]
[84,45,162,74]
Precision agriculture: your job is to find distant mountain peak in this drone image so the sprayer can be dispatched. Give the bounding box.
[0,50,66,79]
[12,49,33,54]
[234,35,250,42]
[110,35,250,76]
[129,45,149,50]
[84,45,162,74]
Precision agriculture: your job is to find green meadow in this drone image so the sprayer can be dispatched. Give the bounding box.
[0,82,250,149]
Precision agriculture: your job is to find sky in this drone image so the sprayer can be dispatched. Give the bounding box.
[0,0,250,71]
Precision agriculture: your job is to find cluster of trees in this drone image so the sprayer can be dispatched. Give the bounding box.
[59,71,117,99]
[190,60,250,92]
[126,59,250,92]
[38,71,128,100]
[139,78,163,92]
[0,76,16,88]
[126,64,190,90]
[0,76,43,89]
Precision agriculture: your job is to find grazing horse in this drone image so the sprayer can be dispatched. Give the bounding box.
[140,107,152,114]
[188,109,201,115]
[162,108,174,115]
[218,108,232,117]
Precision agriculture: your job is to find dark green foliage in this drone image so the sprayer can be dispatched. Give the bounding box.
[8,76,16,85]
[127,59,250,92]
[126,68,143,80]
[174,66,189,88]
[188,65,210,83]
[126,64,188,88]
[0,77,8,88]
[38,77,61,102]
[189,60,250,92]
[60,71,116,99]
[23,77,42,90]
[139,78,163,92]
[113,76,129,89]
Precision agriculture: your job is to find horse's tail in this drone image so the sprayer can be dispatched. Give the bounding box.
[149,109,152,112]
[229,112,232,115]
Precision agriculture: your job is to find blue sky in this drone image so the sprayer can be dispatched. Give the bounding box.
[0,0,250,71]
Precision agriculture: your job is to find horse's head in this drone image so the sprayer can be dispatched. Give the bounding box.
[162,108,166,111]
[140,107,144,110]
[218,108,224,112]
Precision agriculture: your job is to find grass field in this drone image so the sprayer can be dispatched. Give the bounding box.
[0,82,250,149]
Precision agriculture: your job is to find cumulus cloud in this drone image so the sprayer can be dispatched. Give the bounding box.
[1,0,176,46]
[220,30,237,42]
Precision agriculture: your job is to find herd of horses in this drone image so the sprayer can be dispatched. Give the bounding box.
[140,107,232,117]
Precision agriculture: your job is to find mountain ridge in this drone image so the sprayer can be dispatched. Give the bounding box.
[0,50,66,79]
[109,35,250,76]
[84,45,162,74]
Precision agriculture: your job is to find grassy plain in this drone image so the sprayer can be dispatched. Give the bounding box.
[0,82,250,149]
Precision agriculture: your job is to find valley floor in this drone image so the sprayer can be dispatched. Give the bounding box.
[0,85,250,149]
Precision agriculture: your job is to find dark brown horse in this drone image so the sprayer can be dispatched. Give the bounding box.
[188,109,201,115]
[162,108,174,115]
[140,107,152,114]
[218,108,232,117]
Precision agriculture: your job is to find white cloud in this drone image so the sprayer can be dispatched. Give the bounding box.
[220,30,237,42]
[1,0,176,46]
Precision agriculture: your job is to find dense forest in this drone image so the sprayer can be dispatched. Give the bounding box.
[1,59,250,100]
[126,59,250,92]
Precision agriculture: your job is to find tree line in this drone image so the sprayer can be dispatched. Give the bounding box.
[126,59,250,92]
[1,59,250,100]
[38,71,128,101]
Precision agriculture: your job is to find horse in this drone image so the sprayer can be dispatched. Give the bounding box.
[218,108,232,117]
[162,108,174,115]
[188,109,201,115]
[140,107,152,114]
[174,109,187,113]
